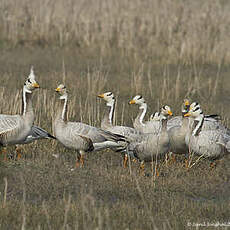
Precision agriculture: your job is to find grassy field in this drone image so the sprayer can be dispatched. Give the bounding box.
[0,0,230,229]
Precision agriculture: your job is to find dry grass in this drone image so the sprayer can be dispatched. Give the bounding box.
[0,0,230,64]
[0,0,230,229]
[0,46,229,229]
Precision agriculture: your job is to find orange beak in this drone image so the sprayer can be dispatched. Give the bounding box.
[129,99,136,104]
[32,82,40,88]
[97,94,104,98]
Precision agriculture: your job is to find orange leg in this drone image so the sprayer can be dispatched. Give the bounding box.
[76,153,85,168]
[76,155,81,168]
[151,162,160,177]
[1,148,7,161]
[16,146,22,160]
[171,154,176,163]
[123,154,128,168]
[140,161,145,175]
[80,154,84,167]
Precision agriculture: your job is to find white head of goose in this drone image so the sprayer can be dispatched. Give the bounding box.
[54,85,128,167]
[150,112,161,121]
[0,67,40,157]
[129,95,147,127]
[97,92,115,129]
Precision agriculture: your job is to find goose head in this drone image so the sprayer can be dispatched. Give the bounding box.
[97,92,115,106]
[184,102,203,119]
[55,84,67,100]
[129,95,146,109]
[24,66,40,93]
[181,98,190,116]
[161,105,173,118]
[150,112,161,121]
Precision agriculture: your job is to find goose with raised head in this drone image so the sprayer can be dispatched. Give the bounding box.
[184,105,230,160]
[127,105,172,171]
[98,91,143,167]
[54,85,128,167]
[0,67,40,159]
[129,95,148,132]
[97,92,142,139]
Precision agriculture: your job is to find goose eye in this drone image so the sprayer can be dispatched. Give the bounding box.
[27,79,32,83]
[107,92,112,96]
[138,95,142,100]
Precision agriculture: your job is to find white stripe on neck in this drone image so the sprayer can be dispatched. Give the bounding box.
[139,103,147,126]
[62,97,67,120]
[22,86,32,116]
[106,100,115,124]
[192,114,204,136]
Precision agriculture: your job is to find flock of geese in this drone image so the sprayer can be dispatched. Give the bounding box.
[1,67,230,171]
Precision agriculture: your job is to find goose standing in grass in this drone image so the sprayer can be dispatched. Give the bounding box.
[184,105,230,161]
[97,91,142,167]
[97,92,142,138]
[54,85,128,167]
[0,67,40,160]
[127,105,173,171]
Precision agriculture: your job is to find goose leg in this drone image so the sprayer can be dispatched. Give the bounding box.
[1,148,7,161]
[76,150,85,168]
[15,145,22,160]
[140,161,145,175]
[76,154,81,168]
[123,154,128,168]
[151,162,160,177]
[171,153,176,163]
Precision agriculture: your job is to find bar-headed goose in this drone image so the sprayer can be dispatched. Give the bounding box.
[127,105,172,170]
[0,67,40,159]
[97,92,142,139]
[98,91,143,167]
[54,85,128,166]
[184,105,230,160]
